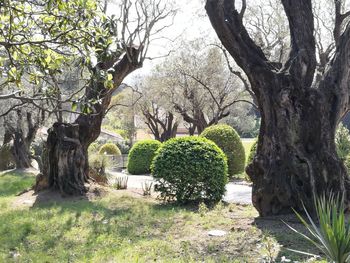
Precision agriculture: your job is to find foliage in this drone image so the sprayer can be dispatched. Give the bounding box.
[113,176,128,190]
[115,140,131,155]
[248,140,258,165]
[127,140,162,175]
[0,0,100,92]
[115,129,129,141]
[98,143,121,156]
[287,194,350,263]
[336,123,350,160]
[0,144,14,171]
[151,136,228,203]
[224,105,260,138]
[88,142,100,154]
[344,154,350,175]
[88,154,110,184]
[201,124,245,177]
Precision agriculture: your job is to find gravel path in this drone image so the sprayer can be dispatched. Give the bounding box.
[108,171,252,205]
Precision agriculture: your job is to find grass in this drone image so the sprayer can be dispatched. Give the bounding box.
[0,171,326,262]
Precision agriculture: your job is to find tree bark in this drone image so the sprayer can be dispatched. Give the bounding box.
[12,130,32,169]
[206,0,350,216]
[5,110,40,169]
[246,76,347,215]
[36,48,141,195]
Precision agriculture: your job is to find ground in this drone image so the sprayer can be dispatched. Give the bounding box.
[0,171,326,262]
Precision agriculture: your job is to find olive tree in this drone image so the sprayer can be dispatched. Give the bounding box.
[206,0,350,215]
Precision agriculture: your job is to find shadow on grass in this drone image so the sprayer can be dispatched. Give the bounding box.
[253,215,323,261]
[0,187,184,261]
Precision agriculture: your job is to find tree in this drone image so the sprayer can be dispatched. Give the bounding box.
[3,108,44,169]
[141,102,178,142]
[136,74,179,142]
[155,39,253,135]
[206,0,350,216]
[38,0,174,195]
[0,0,175,195]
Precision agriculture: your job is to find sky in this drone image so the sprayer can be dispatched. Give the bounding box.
[106,0,216,84]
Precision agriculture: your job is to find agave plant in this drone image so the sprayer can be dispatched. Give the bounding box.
[287,194,350,263]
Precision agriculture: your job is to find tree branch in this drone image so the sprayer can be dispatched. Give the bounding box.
[205,0,272,83]
[281,0,316,87]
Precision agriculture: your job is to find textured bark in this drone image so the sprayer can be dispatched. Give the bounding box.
[206,0,350,215]
[4,110,40,169]
[36,48,141,195]
[12,130,32,169]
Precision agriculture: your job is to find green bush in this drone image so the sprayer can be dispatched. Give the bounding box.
[151,136,228,203]
[127,140,162,175]
[201,124,245,177]
[247,140,258,164]
[289,194,350,263]
[98,143,121,155]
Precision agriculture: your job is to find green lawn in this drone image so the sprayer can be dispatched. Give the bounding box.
[0,171,324,262]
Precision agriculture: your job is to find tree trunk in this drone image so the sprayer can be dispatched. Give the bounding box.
[42,123,88,194]
[12,131,32,169]
[205,0,350,216]
[36,48,141,195]
[246,78,348,215]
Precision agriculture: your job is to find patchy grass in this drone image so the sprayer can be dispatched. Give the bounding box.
[0,171,326,262]
[0,171,35,197]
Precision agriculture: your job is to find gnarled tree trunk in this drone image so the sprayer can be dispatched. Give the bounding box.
[4,110,41,169]
[206,0,350,215]
[36,48,141,194]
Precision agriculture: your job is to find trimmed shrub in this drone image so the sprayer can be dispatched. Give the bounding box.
[247,140,258,164]
[98,143,121,156]
[201,124,245,177]
[127,140,162,175]
[151,136,228,203]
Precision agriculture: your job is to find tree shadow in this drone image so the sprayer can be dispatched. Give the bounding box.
[253,214,323,261]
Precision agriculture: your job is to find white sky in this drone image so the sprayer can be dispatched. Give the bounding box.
[107,0,216,84]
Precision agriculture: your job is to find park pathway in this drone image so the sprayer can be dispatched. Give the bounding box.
[108,171,252,205]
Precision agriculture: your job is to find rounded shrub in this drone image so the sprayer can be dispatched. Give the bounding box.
[247,140,258,164]
[98,143,121,155]
[151,136,228,203]
[127,140,162,175]
[201,124,245,177]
